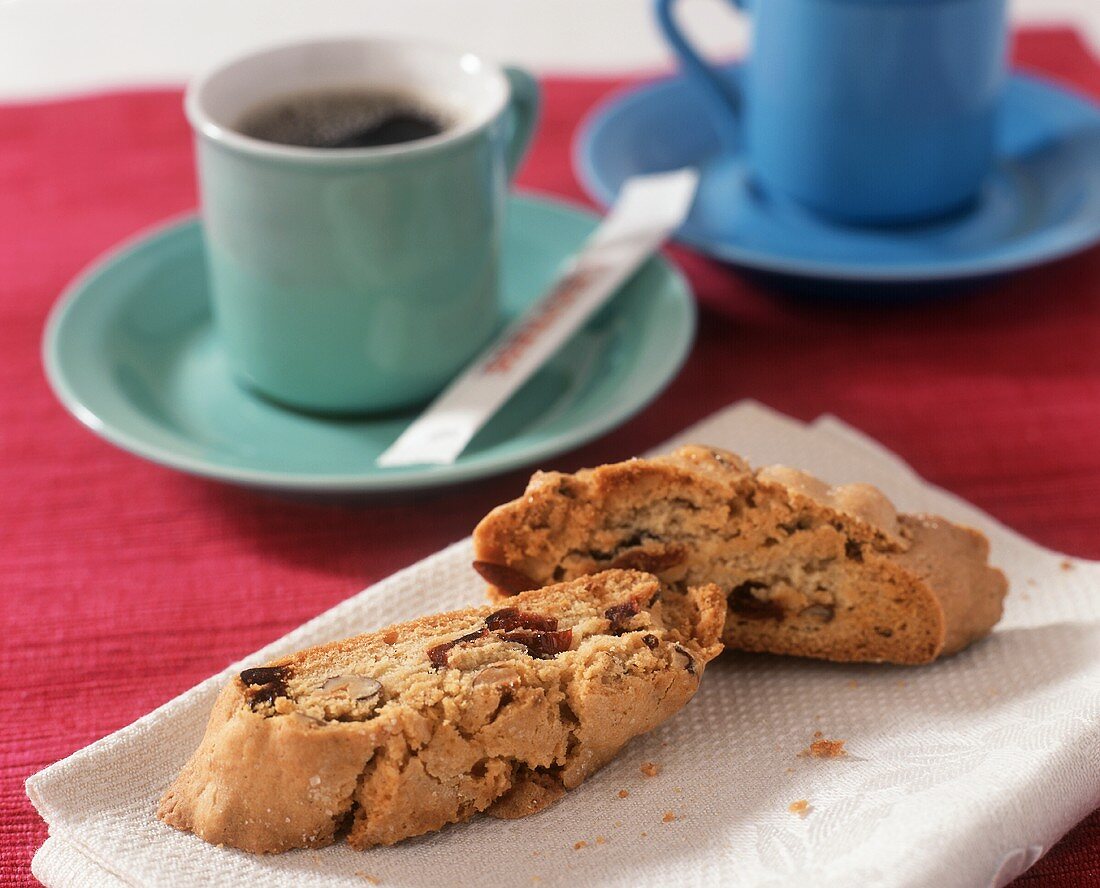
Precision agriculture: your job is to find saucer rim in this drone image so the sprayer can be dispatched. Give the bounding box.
[574,68,1100,283]
[42,194,696,492]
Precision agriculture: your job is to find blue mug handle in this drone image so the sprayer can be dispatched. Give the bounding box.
[502,66,541,179]
[654,0,746,151]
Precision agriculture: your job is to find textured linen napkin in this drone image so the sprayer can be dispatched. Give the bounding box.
[26,401,1100,888]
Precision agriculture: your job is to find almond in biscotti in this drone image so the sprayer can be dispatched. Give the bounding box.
[472,446,1008,666]
[157,570,725,853]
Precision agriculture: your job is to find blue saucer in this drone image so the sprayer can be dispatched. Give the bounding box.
[576,68,1100,283]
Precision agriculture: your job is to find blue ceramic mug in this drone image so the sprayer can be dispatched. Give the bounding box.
[186,38,538,414]
[655,0,1008,224]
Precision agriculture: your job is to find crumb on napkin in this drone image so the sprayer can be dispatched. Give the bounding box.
[799,732,848,758]
[789,799,812,818]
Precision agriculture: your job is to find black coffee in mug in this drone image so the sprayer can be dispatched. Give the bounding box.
[237,88,450,149]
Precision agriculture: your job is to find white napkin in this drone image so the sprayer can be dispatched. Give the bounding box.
[27,401,1100,888]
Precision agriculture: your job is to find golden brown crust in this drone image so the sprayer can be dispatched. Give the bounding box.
[158,571,724,852]
[472,446,1007,665]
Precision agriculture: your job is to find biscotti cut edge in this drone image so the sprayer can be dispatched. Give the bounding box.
[158,570,725,852]
[472,445,1007,665]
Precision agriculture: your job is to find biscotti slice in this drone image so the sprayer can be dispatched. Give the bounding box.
[472,446,1007,665]
[158,570,725,853]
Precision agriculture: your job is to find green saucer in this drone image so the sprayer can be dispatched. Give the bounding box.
[43,195,695,492]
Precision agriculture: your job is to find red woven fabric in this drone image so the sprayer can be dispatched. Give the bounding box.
[2,27,1099,887]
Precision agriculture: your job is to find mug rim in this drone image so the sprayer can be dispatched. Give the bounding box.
[184,36,512,163]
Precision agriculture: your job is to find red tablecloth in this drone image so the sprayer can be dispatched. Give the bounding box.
[2,26,1099,888]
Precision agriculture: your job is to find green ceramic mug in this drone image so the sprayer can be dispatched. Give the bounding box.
[185,38,539,414]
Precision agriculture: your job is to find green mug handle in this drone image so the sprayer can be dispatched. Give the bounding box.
[502,66,540,179]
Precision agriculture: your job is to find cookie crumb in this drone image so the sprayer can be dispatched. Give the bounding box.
[673,786,682,794]
[1060,560,1074,571]
[614,820,623,828]
[354,872,379,885]
[788,799,811,818]
[640,761,661,777]
[785,767,795,774]
[573,840,588,850]
[812,730,823,739]
[662,811,677,823]
[799,736,847,758]
[640,831,648,837]
[618,789,630,798]
[596,835,608,845]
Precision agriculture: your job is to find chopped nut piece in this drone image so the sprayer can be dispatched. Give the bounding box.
[595,835,607,845]
[800,604,835,622]
[662,811,676,823]
[617,789,630,799]
[640,761,661,778]
[319,674,382,701]
[573,840,588,850]
[472,665,523,689]
[672,644,695,675]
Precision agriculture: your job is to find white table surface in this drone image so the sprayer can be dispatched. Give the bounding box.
[0,0,1096,101]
